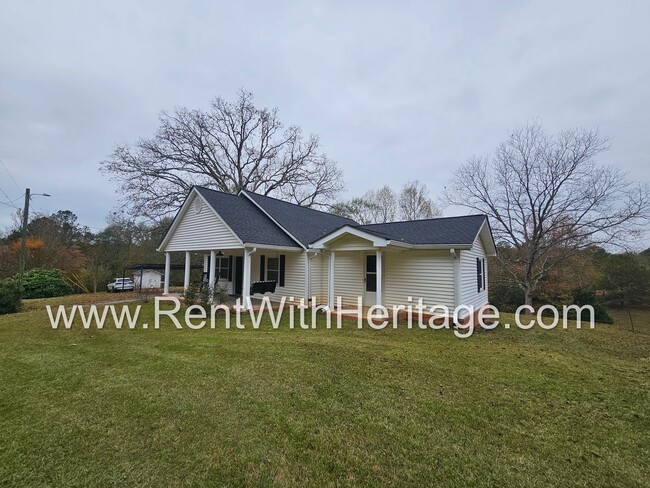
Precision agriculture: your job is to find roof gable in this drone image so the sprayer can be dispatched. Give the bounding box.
[158,190,243,251]
[310,225,390,249]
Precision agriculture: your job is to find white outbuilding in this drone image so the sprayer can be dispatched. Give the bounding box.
[132,269,163,289]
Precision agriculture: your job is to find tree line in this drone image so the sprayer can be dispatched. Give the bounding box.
[0,210,172,293]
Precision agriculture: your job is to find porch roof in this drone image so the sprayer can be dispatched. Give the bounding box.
[357,214,490,246]
[310,215,497,254]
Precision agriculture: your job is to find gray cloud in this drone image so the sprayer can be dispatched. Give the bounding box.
[1,0,648,236]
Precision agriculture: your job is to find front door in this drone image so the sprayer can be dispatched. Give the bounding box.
[234,256,244,295]
[363,253,377,306]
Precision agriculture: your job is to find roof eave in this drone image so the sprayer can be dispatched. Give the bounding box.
[410,243,473,250]
[476,219,498,256]
[243,242,303,251]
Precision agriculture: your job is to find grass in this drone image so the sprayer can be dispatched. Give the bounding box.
[21,291,140,312]
[0,297,648,487]
[608,308,650,335]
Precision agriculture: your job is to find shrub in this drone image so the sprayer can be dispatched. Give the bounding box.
[213,285,229,305]
[183,283,201,306]
[20,268,72,299]
[0,278,22,315]
[183,283,229,309]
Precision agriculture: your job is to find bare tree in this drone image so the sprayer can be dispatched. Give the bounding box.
[330,197,375,224]
[331,185,398,224]
[333,182,440,223]
[399,180,441,220]
[445,122,650,306]
[101,90,344,219]
[372,186,399,223]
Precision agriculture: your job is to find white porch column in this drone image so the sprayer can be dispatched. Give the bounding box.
[303,251,310,304]
[184,251,191,290]
[376,249,383,307]
[163,252,171,294]
[242,247,255,310]
[203,254,209,274]
[328,251,335,310]
[209,250,217,289]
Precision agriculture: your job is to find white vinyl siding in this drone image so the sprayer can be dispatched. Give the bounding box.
[333,251,365,308]
[250,250,306,302]
[459,235,489,310]
[383,250,455,310]
[326,234,376,251]
[164,194,241,251]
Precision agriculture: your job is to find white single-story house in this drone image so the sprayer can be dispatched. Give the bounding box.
[132,268,163,289]
[157,186,497,314]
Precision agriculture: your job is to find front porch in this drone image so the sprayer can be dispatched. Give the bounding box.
[161,245,307,309]
[310,226,415,312]
[310,225,463,314]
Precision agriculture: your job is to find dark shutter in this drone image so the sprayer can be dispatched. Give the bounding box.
[260,255,266,281]
[228,256,233,281]
[476,257,481,292]
[279,255,286,287]
[481,258,486,290]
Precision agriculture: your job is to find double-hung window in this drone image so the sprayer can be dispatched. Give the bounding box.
[217,257,230,280]
[266,257,280,282]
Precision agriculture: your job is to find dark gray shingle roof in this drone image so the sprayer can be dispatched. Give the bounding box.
[194,187,488,249]
[357,214,488,245]
[242,190,358,247]
[195,187,300,248]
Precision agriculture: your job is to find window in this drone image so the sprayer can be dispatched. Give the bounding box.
[366,254,377,292]
[267,257,279,282]
[217,256,230,280]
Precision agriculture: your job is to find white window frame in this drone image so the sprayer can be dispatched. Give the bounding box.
[216,256,230,280]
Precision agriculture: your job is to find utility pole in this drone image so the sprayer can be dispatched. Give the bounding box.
[18,188,30,289]
[17,189,49,292]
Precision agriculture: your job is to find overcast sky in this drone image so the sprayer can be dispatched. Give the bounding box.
[1,1,649,236]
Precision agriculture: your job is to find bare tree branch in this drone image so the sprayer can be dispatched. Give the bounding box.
[444,122,650,306]
[398,180,442,220]
[101,90,344,220]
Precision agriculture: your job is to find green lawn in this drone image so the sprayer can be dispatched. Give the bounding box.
[0,300,648,487]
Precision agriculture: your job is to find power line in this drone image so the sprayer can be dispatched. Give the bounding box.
[0,186,20,209]
[0,159,21,193]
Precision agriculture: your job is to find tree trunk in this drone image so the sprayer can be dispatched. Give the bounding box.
[524,289,533,308]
